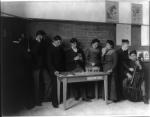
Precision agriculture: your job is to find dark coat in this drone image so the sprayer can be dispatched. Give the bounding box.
[116,48,130,99]
[65,47,85,72]
[85,47,102,67]
[31,40,45,69]
[47,43,65,74]
[116,48,130,79]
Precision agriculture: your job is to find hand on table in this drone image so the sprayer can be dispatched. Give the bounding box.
[54,71,59,76]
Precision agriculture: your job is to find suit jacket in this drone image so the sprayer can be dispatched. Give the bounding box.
[65,47,85,72]
[102,49,117,72]
[85,47,102,67]
[116,48,130,78]
[47,43,65,74]
[31,40,44,69]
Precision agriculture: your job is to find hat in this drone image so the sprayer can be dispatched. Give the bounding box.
[122,39,129,43]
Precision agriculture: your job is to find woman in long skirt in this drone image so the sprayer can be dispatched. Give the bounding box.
[102,40,117,101]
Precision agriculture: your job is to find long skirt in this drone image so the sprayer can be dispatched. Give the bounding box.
[108,73,117,101]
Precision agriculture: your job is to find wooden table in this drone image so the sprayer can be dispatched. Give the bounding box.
[57,72,109,110]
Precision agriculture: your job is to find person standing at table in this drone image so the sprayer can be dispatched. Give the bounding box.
[66,38,85,72]
[65,38,91,101]
[102,40,117,102]
[86,38,102,69]
[85,38,102,99]
[116,39,130,100]
[47,35,65,108]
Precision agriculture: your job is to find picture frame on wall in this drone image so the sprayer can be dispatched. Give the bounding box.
[106,1,119,23]
[131,3,143,24]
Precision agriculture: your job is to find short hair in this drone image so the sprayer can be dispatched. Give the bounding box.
[130,50,137,55]
[70,38,78,43]
[91,38,100,45]
[106,40,114,48]
[52,35,62,41]
[36,30,46,36]
[122,39,129,44]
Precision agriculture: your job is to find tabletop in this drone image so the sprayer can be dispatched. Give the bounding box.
[57,72,109,79]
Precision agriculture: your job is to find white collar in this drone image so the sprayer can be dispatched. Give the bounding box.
[72,47,77,52]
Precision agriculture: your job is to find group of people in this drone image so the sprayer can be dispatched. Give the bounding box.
[29,30,148,108]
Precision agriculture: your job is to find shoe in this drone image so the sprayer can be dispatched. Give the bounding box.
[43,98,51,102]
[52,104,58,108]
[82,98,92,102]
[112,99,118,102]
[52,103,58,108]
[143,96,149,104]
[87,96,94,99]
[75,97,80,101]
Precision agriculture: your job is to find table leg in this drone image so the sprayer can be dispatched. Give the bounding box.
[95,82,98,99]
[57,77,60,104]
[63,78,67,110]
[104,75,108,104]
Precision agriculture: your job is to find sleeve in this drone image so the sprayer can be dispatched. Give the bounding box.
[101,51,105,65]
[47,47,55,74]
[61,47,66,71]
[31,44,42,67]
[79,49,86,71]
[137,60,143,71]
[123,61,132,76]
[111,51,117,71]
[66,49,75,64]
[99,48,103,68]
[81,49,86,65]
[117,49,130,72]
[85,48,90,64]
[122,60,130,71]
[123,51,130,71]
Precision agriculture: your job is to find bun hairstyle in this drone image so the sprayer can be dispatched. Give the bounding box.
[106,40,114,48]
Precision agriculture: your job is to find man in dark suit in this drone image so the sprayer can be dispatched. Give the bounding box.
[31,30,46,106]
[47,35,65,108]
[116,39,130,101]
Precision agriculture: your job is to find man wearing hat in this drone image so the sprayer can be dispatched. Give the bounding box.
[116,39,130,101]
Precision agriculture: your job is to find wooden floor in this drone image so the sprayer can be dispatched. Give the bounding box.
[15,99,150,116]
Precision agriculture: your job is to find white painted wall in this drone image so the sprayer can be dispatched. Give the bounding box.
[1,0,149,24]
